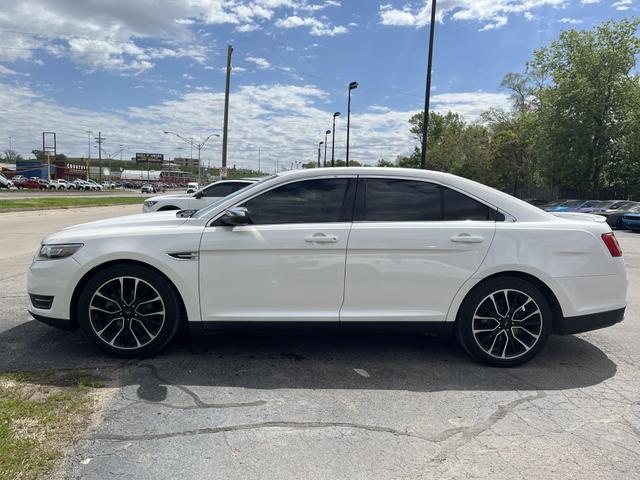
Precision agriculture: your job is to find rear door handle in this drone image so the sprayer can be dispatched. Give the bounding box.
[450,233,484,244]
[305,233,338,244]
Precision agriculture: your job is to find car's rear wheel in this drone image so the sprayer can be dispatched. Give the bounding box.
[77,265,180,357]
[456,277,552,367]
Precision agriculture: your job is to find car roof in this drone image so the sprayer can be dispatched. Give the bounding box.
[268,167,551,222]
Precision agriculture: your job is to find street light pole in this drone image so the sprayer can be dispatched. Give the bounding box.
[324,130,330,167]
[420,0,437,170]
[331,112,340,167]
[317,141,323,168]
[346,81,358,167]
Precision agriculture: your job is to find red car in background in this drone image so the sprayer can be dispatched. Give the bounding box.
[17,177,49,190]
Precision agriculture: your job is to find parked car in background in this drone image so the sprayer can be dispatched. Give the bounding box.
[544,199,591,212]
[599,203,640,229]
[49,179,73,190]
[18,178,49,190]
[73,179,90,190]
[28,167,627,366]
[622,212,640,231]
[143,179,256,212]
[0,173,13,189]
[141,184,157,194]
[11,175,27,185]
[186,182,199,193]
[86,179,103,190]
[576,200,627,213]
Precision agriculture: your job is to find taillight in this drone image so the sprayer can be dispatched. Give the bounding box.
[602,232,622,257]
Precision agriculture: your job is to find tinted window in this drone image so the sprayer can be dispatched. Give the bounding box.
[442,188,491,220]
[364,179,441,221]
[202,182,248,197]
[242,178,349,224]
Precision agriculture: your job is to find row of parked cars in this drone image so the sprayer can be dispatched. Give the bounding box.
[2,175,123,190]
[538,199,640,231]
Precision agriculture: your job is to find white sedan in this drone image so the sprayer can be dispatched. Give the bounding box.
[142,179,255,213]
[27,168,627,366]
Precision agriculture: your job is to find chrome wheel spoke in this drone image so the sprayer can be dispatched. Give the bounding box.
[472,288,543,360]
[89,276,165,351]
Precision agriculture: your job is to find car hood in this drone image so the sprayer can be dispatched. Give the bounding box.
[44,211,190,244]
[147,194,194,202]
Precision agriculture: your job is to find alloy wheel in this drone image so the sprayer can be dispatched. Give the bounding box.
[88,276,165,350]
[471,289,543,360]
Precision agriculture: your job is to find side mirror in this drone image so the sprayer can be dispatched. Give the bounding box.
[220,207,250,226]
[194,191,203,199]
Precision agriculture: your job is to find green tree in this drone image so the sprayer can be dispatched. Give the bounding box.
[526,18,640,196]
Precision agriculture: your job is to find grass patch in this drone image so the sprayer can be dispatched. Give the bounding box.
[0,371,105,480]
[0,197,142,211]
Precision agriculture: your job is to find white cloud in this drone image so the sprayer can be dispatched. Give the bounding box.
[274,15,348,36]
[246,56,272,69]
[580,0,600,4]
[0,81,511,169]
[431,92,512,119]
[379,0,566,31]
[0,0,346,71]
[558,17,583,24]
[0,65,19,76]
[612,0,632,10]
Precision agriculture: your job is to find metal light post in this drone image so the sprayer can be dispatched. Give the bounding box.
[323,130,330,167]
[420,0,438,170]
[317,141,324,168]
[331,112,340,167]
[164,131,220,182]
[346,81,358,167]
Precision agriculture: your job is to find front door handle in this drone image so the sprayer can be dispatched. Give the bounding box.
[305,233,338,244]
[450,233,484,244]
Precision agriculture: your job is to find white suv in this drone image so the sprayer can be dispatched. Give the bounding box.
[143,179,255,212]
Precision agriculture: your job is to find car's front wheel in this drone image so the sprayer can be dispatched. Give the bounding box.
[77,265,180,357]
[456,277,552,367]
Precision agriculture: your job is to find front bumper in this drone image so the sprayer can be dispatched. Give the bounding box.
[558,307,625,335]
[27,256,81,323]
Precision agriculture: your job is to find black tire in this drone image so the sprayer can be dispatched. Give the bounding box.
[456,276,552,367]
[77,264,181,358]
[615,217,625,230]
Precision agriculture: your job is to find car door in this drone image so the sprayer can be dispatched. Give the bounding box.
[198,176,356,327]
[341,177,497,326]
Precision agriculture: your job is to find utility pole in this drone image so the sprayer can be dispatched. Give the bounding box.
[420,0,438,170]
[221,45,233,178]
[94,132,105,181]
[258,148,261,173]
[85,131,92,180]
[317,141,323,168]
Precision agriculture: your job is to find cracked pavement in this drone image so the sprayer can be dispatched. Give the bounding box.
[1,206,639,479]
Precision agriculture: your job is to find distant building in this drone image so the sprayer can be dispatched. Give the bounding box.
[172,157,200,168]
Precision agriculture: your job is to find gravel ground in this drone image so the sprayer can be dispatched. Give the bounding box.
[1,206,639,480]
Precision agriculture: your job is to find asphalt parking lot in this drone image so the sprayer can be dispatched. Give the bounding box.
[1,206,639,479]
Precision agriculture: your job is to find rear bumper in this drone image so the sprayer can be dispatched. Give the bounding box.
[557,307,625,335]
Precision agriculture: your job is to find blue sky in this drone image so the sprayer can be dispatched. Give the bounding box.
[0,0,636,170]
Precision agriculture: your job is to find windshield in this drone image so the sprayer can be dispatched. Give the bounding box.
[193,175,276,219]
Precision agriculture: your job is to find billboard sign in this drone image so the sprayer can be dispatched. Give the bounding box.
[135,153,164,164]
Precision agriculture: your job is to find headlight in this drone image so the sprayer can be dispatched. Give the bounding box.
[37,243,84,261]
[144,201,158,208]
